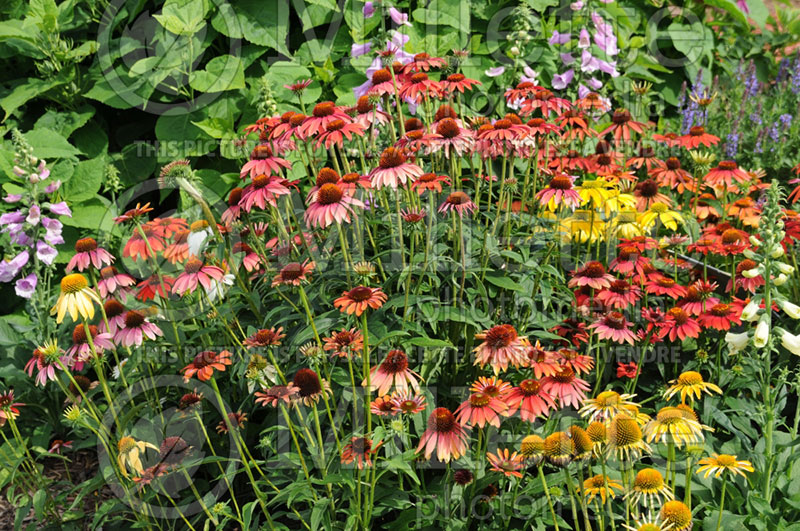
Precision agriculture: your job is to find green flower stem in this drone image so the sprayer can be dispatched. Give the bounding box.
[192,410,242,521]
[716,476,727,531]
[539,467,560,531]
[562,468,582,531]
[298,286,323,347]
[361,313,372,434]
[600,457,616,531]
[82,317,121,433]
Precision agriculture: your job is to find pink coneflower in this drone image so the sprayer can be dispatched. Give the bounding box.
[100,299,127,334]
[505,379,557,421]
[370,396,397,416]
[369,147,424,190]
[67,324,114,361]
[306,167,340,202]
[438,191,476,217]
[455,392,508,428]
[334,286,387,316]
[677,126,719,149]
[24,342,66,387]
[272,260,314,287]
[589,312,637,345]
[353,96,391,128]
[0,390,24,426]
[116,310,163,348]
[233,242,260,273]
[341,436,382,469]
[556,348,594,375]
[678,283,720,316]
[417,407,469,462]
[524,343,561,378]
[569,262,614,290]
[162,230,190,264]
[97,266,136,298]
[323,328,363,358]
[67,237,114,272]
[363,350,421,396]
[473,324,528,374]
[123,226,164,261]
[470,375,513,399]
[705,161,749,192]
[390,391,426,414]
[520,89,572,117]
[240,174,293,212]
[315,119,366,149]
[442,72,481,94]
[659,307,701,341]
[596,279,641,309]
[299,101,353,138]
[645,274,687,299]
[541,366,591,409]
[601,109,647,142]
[244,327,286,348]
[698,303,742,331]
[487,449,525,478]
[304,183,363,229]
[239,144,292,178]
[172,258,225,296]
[427,118,473,156]
[536,173,582,211]
[255,385,299,407]
[48,439,72,454]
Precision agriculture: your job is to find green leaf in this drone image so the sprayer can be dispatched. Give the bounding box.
[0,21,39,43]
[33,107,95,138]
[154,0,209,35]
[155,112,214,158]
[32,489,47,520]
[189,55,245,93]
[484,273,524,292]
[310,498,329,531]
[212,0,290,55]
[703,0,749,26]
[1,78,64,119]
[64,156,105,202]
[23,128,80,159]
[408,337,453,348]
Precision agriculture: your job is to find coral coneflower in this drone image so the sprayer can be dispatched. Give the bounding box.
[123,225,165,261]
[455,391,508,427]
[729,258,764,293]
[487,449,525,478]
[221,187,244,224]
[181,350,232,382]
[390,390,427,414]
[505,379,557,421]
[524,342,561,378]
[678,282,720,316]
[136,274,174,302]
[677,125,719,149]
[698,303,741,330]
[536,173,582,211]
[240,174,294,212]
[255,385,299,407]
[596,279,641,309]
[645,274,687,299]
[0,390,24,426]
[370,395,397,416]
[271,260,315,287]
[244,327,286,348]
[556,348,594,375]
[323,328,363,358]
[417,407,469,462]
[299,101,352,138]
[315,119,365,149]
[334,286,387,316]
[659,307,701,341]
[163,230,190,264]
[442,72,481,94]
[369,147,423,190]
[398,72,443,103]
[633,179,672,211]
[473,324,528,374]
[650,156,695,193]
[541,366,591,408]
[411,172,451,195]
[51,273,101,324]
[363,350,421,396]
[589,311,638,345]
[602,109,648,142]
[341,436,382,469]
[240,144,292,178]
[569,261,614,290]
[470,376,513,399]
[172,258,225,296]
[114,202,154,224]
[705,160,749,192]
[67,237,114,272]
[217,411,247,434]
[438,191,476,217]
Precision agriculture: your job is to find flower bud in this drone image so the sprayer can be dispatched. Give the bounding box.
[776,262,794,275]
[740,299,761,322]
[753,319,769,348]
[742,267,761,279]
[770,245,785,258]
[774,274,788,286]
[749,236,761,247]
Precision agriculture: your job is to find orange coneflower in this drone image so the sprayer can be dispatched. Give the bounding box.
[541,366,590,409]
[417,407,469,462]
[334,286,387,316]
[487,449,524,478]
[650,157,695,193]
[323,328,363,358]
[363,350,421,396]
[271,260,315,287]
[601,109,648,142]
[455,392,508,428]
[524,343,561,379]
[473,324,528,374]
[411,172,451,195]
[677,125,719,149]
[181,351,232,382]
[341,436,382,469]
[244,327,286,348]
[504,379,557,421]
[254,385,299,407]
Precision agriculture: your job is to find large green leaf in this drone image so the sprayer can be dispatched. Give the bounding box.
[23,128,81,159]
[189,54,245,93]
[212,0,290,56]
[1,78,64,119]
[64,156,105,202]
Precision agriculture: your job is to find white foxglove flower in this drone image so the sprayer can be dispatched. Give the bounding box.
[781,330,800,356]
[770,245,785,258]
[742,267,761,278]
[753,319,769,348]
[187,224,212,257]
[779,300,800,319]
[749,236,760,247]
[725,331,749,353]
[776,262,795,275]
[774,274,788,286]
[741,299,761,321]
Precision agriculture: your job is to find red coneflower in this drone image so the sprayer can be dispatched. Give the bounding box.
[123,225,164,262]
[217,411,247,434]
[687,236,718,255]
[411,172,450,195]
[334,286,387,316]
[568,261,614,290]
[541,366,590,409]
[442,72,481,94]
[438,191,476,217]
[589,312,637,345]
[255,385,299,407]
[645,274,687,299]
[520,89,572,117]
[550,318,590,348]
[536,173,582,211]
[172,258,225,296]
[473,324,528,374]
[417,407,469,462]
[341,436,382,469]
[299,101,352,138]
[136,274,174,302]
[272,261,315,287]
[713,228,751,256]
[239,144,292,178]
[67,237,114,272]
[601,109,648,142]
[677,125,719,149]
[364,349,421,396]
[97,266,136,298]
[455,392,508,428]
[698,303,742,330]
[659,307,701,341]
[244,327,286,348]
[678,284,720,316]
[177,391,204,410]
[596,279,641,309]
[505,379,557,421]
[181,350,232,382]
[401,208,427,224]
[616,362,639,379]
[649,157,695,193]
[398,72,443,103]
[293,368,330,405]
[323,328,363,358]
[116,310,163,348]
[705,161,749,193]
[369,147,424,190]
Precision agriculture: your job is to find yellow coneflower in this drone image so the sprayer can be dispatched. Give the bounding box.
[559,209,606,243]
[659,500,692,531]
[607,413,651,461]
[643,407,706,448]
[602,188,637,216]
[51,273,101,324]
[520,434,545,466]
[117,436,158,478]
[620,403,651,426]
[577,178,613,208]
[638,202,684,231]
[622,513,671,531]
[583,474,622,503]
[664,371,722,404]
[543,431,574,467]
[570,425,594,461]
[696,454,754,478]
[610,209,644,239]
[580,390,639,424]
[626,468,674,507]
[586,421,607,456]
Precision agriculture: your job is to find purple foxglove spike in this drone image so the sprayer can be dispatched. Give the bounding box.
[15,273,37,299]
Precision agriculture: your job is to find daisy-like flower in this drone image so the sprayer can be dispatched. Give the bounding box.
[271,261,315,287]
[163,230,190,264]
[370,396,396,416]
[117,436,158,478]
[123,225,165,261]
[149,217,188,239]
[455,391,508,427]
[504,379,557,421]
[398,72,443,103]
[114,202,153,224]
[48,439,72,454]
[589,312,638,345]
[417,407,469,462]
[727,196,761,227]
[536,173,582,211]
[66,237,114,272]
[714,228,750,256]
[643,406,706,448]
[177,391,204,410]
[659,307,701,341]
[0,390,24,427]
[323,328,363,358]
[390,390,426,414]
[217,411,247,434]
[698,303,741,330]
[292,368,331,406]
[659,500,693,531]
[580,390,639,424]
[664,371,721,404]
[696,453,754,478]
[650,156,695,193]
[25,341,67,387]
[583,474,623,503]
[136,274,174,302]
[240,174,294,212]
[601,109,648,141]
[116,310,164,348]
[638,202,683,231]
[610,244,651,277]
[705,160,749,192]
[645,275,687,299]
[305,183,363,229]
[541,366,591,409]
[411,172,450,195]
[438,191,476,217]
[626,468,674,507]
[568,261,614,290]
[341,436,382,469]
[596,279,641,309]
[181,350,232,382]
[369,147,424,190]
[363,349,421,396]
[334,286,387,316]
[427,118,473,157]
[158,436,192,465]
[607,413,651,460]
[97,266,136,299]
[677,125,719,149]
[315,119,365,149]
[617,361,639,379]
[524,343,561,378]
[521,88,572,117]
[221,188,243,224]
[240,144,292,178]
[473,324,528,374]
[353,96,391,128]
[442,72,481,94]
[339,171,371,194]
[51,273,101,324]
[633,180,672,211]
[172,258,225,296]
[67,324,114,361]
[470,376,513,399]
[244,327,285,348]
[729,258,765,294]
[487,449,524,478]
[678,282,720,316]
[555,348,594,375]
[255,385,299,407]
[543,431,574,467]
